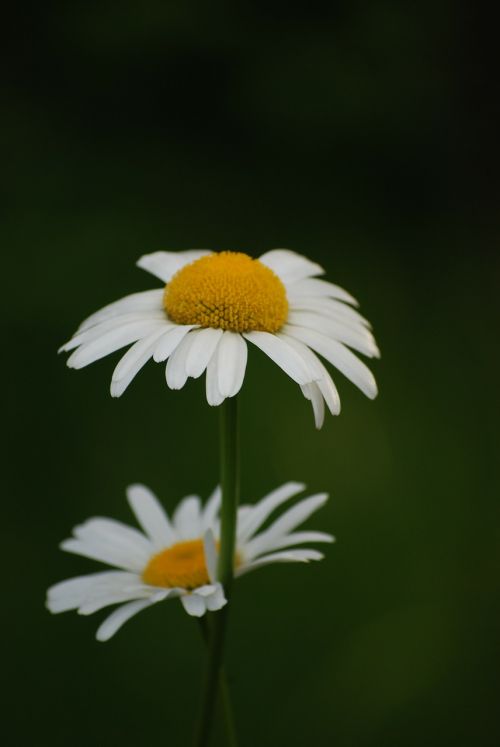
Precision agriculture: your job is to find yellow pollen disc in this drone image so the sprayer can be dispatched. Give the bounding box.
[164,252,289,333]
[142,539,210,590]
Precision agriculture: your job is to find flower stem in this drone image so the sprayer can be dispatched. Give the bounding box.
[197,618,238,747]
[195,396,239,747]
[217,394,240,595]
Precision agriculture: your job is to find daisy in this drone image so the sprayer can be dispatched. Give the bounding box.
[60,249,379,427]
[46,481,333,641]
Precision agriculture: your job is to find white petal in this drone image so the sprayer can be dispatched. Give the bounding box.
[217,332,248,398]
[287,278,358,306]
[76,290,164,333]
[62,518,153,571]
[287,312,380,358]
[78,578,166,615]
[59,539,126,571]
[258,249,324,283]
[243,331,315,386]
[47,574,96,613]
[110,327,167,397]
[245,528,333,561]
[47,571,139,613]
[204,583,227,612]
[153,325,197,363]
[181,593,207,617]
[66,320,166,369]
[185,328,224,378]
[263,492,328,538]
[72,520,153,554]
[253,530,335,555]
[137,250,212,283]
[283,326,378,399]
[301,382,325,428]
[191,584,218,597]
[202,486,221,532]
[126,484,176,549]
[280,333,340,416]
[236,549,324,577]
[165,333,197,389]
[96,599,156,641]
[181,584,227,614]
[290,295,372,329]
[172,495,202,539]
[237,482,306,544]
[60,312,167,353]
[203,529,218,583]
[205,346,225,406]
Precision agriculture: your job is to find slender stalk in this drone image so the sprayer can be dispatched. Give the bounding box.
[197,619,238,747]
[217,394,240,594]
[195,396,240,747]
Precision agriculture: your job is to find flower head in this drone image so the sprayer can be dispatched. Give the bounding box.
[60,249,379,427]
[46,481,333,641]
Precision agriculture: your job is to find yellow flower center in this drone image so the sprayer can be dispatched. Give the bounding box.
[164,252,288,333]
[142,539,210,590]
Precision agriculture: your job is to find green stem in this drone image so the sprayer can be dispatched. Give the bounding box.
[217,394,240,594]
[195,396,240,747]
[197,619,238,747]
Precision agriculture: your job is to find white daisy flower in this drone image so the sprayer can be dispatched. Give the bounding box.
[60,249,379,427]
[46,481,333,641]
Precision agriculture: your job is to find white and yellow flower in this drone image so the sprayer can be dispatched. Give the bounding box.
[60,249,379,427]
[46,481,332,641]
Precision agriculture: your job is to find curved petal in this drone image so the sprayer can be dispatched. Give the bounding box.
[283,325,378,399]
[301,382,325,429]
[237,482,306,543]
[287,278,359,306]
[126,484,176,549]
[66,320,167,369]
[245,492,329,555]
[245,524,333,561]
[280,334,340,416]
[204,583,227,612]
[47,571,142,613]
[61,517,153,572]
[287,312,380,358]
[246,530,334,558]
[202,486,221,532]
[172,495,202,539]
[290,295,372,329]
[217,332,248,398]
[136,250,212,283]
[258,249,324,283]
[181,583,227,616]
[165,332,198,389]
[153,325,197,363]
[60,311,167,353]
[76,289,164,334]
[79,581,167,616]
[243,331,315,386]
[185,328,224,378]
[205,344,225,406]
[236,549,324,577]
[96,598,157,641]
[180,593,207,617]
[203,529,218,584]
[110,327,168,397]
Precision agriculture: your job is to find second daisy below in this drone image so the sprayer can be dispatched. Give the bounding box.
[46,481,334,641]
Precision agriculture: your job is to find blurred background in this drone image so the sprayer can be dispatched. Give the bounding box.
[3,1,499,745]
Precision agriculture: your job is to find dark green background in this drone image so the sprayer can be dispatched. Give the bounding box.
[4,2,499,746]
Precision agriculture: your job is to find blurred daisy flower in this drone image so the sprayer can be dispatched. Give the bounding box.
[60,249,379,427]
[47,481,332,641]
